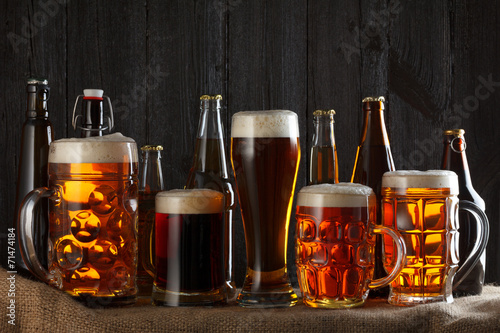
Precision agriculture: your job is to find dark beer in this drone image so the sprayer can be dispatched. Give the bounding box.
[152,189,225,306]
[231,110,300,307]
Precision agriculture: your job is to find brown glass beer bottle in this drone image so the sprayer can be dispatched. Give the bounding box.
[71,89,114,137]
[309,110,338,185]
[13,78,54,275]
[441,129,487,296]
[351,96,395,298]
[186,95,236,301]
[138,145,165,297]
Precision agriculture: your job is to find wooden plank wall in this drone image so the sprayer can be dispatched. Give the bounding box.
[1,0,499,286]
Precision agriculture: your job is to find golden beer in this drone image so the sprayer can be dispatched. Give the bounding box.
[19,133,139,306]
[382,170,488,305]
[231,110,300,308]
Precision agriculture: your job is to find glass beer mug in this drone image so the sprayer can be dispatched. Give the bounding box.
[295,183,406,308]
[381,170,489,305]
[18,133,139,306]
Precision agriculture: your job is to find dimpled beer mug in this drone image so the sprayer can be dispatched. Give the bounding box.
[381,170,489,306]
[295,183,406,308]
[152,189,226,306]
[18,133,139,306]
[231,110,300,308]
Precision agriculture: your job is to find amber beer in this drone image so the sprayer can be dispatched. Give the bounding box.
[152,189,225,306]
[382,170,488,305]
[18,133,139,306]
[231,110,300,307]
[296,183,405,309]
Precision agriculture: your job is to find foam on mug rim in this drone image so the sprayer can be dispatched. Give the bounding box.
[231,110,299,138]
[297,183,375,208]
[48,133,138,164]
[382,170,459,192]
[155,189,224,215]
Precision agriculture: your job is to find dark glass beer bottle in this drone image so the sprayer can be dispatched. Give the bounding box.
[138,145,165,297]
[14,78,54,275]
[441,129,487,296]
[71,89,114,137]
[309,110,338,185]
[186,94,236,301]
[351,96,395,298]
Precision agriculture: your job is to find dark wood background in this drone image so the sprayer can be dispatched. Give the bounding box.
[1,0,499,287]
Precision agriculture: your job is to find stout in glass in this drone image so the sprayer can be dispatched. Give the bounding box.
[231,110,300,308]
[152,189,226,306]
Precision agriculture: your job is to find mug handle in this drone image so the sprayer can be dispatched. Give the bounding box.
[452,200,489,289]
[142,211,156,278]
[368,225,406,289]
[17,187,57,282]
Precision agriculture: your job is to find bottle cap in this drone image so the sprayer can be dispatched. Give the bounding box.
[141,145,163,151]
[362,96,385,102]
[443,129,465,137]
[27,78,48,85]
[200,95,222,100]
[83,89,104,98]
[313,109,336,116]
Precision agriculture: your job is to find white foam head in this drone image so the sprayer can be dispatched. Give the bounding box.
[382,170,458,193]
[297,183,375,208]
[231,110,299,138]
[48,133,138,164]
[155,189,224,214]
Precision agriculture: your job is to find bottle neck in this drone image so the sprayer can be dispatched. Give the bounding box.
[80,98,105,137]
[192,100,229,176]
[26,84,49,118]
[312,116,335,147]
[442,135,473,186]
[139,150,164,192]
[359,103,390,146]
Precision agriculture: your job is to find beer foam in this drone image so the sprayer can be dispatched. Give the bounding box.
[382,170,459,192]
[231,110,299,138]
[48,133,138,164]
[297,183,375,208]
[155,189,224,214]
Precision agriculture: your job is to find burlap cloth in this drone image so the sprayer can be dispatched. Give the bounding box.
[1,268,499,333]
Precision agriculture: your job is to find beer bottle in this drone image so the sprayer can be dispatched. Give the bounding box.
[441,129,487,296]
[186,94,236,301]
[351,96,395,298]
[138,145,165,297]
[14,78,54,275]
[309,110,338,185]
[71,89,114,137]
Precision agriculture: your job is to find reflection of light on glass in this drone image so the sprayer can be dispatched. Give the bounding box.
[64,182,96,204]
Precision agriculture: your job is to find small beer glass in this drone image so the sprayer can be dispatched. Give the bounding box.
[151,189,226,306]
[382,170,489,305]
[295,183,406,308]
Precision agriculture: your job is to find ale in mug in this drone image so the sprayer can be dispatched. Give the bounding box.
[19,133,139,306]
[231,110,300,307]
[382,170,488,305]
[152,189,226,306]
[296,183,405,308]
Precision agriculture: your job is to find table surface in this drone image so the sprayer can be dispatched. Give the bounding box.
[1,268,499,333]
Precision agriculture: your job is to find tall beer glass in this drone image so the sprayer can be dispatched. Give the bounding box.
[296,183,406,309]
[231,110,300,308]
[381,170,489,305]
[152,189,226,306]
[18,133,139,306]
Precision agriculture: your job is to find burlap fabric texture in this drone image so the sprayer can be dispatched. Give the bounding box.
[1,267,500,333]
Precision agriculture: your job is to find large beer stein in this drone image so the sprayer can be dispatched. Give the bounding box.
[18,133,139,306]
[381,170,489,305]
[231,110,300,308]
[295,183,406,309]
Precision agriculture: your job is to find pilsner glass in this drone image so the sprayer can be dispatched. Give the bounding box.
[295,183,406,309]
[151,189,226,306]
[18,133,139,306]
[381,170,489,305]
[231,110,300,308]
